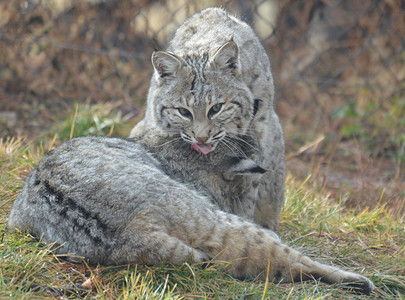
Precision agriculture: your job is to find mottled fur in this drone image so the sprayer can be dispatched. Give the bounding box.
[130,7,284,231]
[9,136,374,294]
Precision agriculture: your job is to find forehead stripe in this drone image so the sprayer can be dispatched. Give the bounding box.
[190,73,197,94]
[185,55,210,103]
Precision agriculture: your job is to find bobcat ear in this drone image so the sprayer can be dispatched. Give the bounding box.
[152,51,183,81]
[210,40,240,73]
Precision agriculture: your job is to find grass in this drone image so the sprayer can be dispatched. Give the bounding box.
[49,102,135,141]
[332,95,405,165]
[0,104,404,299]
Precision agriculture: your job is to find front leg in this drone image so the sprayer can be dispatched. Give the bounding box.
[251,111,285,232]
[253,167,285,231]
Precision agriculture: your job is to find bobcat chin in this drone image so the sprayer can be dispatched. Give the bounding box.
[9,8,374,295]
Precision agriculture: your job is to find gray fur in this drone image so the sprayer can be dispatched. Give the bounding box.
[9,135,374,294]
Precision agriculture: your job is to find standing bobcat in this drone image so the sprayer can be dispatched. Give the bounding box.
[8,8,374,295]
[130,7,284,231]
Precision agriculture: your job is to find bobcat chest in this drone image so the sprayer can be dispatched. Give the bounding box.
[156,149,261,220]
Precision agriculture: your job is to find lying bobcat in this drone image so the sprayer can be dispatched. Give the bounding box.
[8,8,374,295]
[9,134,374,294]
[130,7,285,231]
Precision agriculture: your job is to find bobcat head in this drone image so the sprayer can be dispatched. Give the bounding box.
[149,41,256,155]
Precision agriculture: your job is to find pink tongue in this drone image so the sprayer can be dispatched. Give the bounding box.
[191,143,212,155]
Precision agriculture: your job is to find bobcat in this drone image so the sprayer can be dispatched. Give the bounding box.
[9,135,374,294]
[8,8,374,295]
[130,7,284,231]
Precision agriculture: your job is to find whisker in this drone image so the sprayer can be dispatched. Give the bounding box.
[227,135,259,151]
[223,130,259,151]
[225,127,256,137]
[220,139,241,157]
[221,138,248,157]
[154,137,184,148]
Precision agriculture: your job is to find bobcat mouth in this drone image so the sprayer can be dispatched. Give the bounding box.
[191,143,212,155]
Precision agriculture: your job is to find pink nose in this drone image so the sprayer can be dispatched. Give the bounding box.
[196,137,209,143]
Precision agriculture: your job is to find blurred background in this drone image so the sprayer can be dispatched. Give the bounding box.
[0,0,404,215]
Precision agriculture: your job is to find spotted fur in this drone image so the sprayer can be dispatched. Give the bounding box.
[9,136,374,294]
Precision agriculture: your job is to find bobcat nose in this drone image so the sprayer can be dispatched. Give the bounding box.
[196,136,209,144]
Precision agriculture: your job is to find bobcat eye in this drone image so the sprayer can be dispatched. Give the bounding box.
[178,107,193,119]
[208,103,223,119]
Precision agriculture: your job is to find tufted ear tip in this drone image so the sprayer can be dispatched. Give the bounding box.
[210,40,240,72]
[151,51,183,80]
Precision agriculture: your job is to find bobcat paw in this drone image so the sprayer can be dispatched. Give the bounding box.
[341,274,375,295]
